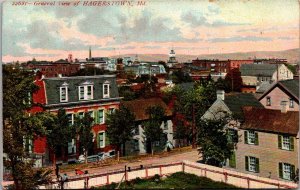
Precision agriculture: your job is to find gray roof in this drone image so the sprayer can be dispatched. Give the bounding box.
[224,93,264,118]
[240,64,279,76]
[256,81,275,93]
[258,79,299,102]
[43,75,119,106]
[278,79,299,99]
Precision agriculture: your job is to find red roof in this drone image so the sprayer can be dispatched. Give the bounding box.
[241,107,299,135]
[122,98,172,121]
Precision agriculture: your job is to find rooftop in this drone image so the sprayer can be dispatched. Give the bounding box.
[122,98,172,121]
[241,107,299,135]
[259,79,299,101]
[224,93,264,118]
[240,64,280,76]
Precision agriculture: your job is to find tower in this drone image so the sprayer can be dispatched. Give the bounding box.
[167,48,178,67]
[89,46,92,60]
[68,54,73,63]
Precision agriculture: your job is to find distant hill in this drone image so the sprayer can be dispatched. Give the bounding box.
[111,48,300,64]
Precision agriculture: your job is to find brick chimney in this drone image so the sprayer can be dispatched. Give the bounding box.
[280,101,288,113]
[216,90,225,100]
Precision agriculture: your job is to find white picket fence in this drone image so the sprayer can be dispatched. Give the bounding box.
[38,160,298,189]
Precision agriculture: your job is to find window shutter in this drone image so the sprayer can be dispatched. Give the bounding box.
[278,135,282,149]
[244,131,248,144]
[229,152,236,168]
[255,158,259,173]
[255,132,259,145]
[279,162,283,179]
[233,130,238,143]
[291,164,295,180]
[245,156,249,171]
[95,110,99,124]
[105,134,110,146]
[290,136,294,151]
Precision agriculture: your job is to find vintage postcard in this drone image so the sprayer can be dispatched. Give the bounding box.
[2,0,299,189]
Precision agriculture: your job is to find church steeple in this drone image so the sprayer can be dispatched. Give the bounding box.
[89,46,92,60]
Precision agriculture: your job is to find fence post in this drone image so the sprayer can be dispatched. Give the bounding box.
[86,177,89,189]
[145,167,148,178]
[224,172,228,183]
[106,174,109,185]
[247,177,250,188]
[182,162,185,173]
[159,166,162,176]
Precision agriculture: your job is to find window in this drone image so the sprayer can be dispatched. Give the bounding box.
[79,86,84,100]
[67,113,74,126]
[245,130,258,145]
[278,135,294,151]
[68,139,76,155]
[245,156,259,173]
[88,111,95,124]
[228,129,238,143]
[98,109,104,124]
[266,97,271,106]
[108,108,115,114]
[103,84,110,98]
[289,99,294,108]
[163,121,168,130]
[78,112,84,119]
[279,162,295,181]
[23,137,33,154]
[98,132,105,148]
[78,85,93,100]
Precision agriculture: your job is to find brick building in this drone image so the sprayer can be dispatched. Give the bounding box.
[29,75,121,165]
[26,60,81,77]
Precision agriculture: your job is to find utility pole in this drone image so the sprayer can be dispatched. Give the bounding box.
[192,103,196,149]
[231,69,234,92]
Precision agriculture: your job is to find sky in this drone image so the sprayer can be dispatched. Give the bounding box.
[2,0,299,62]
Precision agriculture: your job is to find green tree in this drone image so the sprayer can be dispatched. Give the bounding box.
[45,109,75,166]
[143,106,165,155]
[215,77,231,93]
[197,116,237,167]
[173,119,190,149]
[74,112,94,164]
[118,86,137,101]
[171,70,193,84]
[286,64,297,74]
[106,105,136,159]
[225,68,243,92]
[3,65,53,189]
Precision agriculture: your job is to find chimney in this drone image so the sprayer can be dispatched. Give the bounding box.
[216,90,225,100]
[280,101,288,113]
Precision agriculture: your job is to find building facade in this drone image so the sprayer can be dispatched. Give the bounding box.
[231,107,298,182]
[29,75,121,164]
[122,98,174,155]
[258,79,299,111]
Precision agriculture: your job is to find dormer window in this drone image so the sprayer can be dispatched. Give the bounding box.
[78,84,94,100]
[103,83,110,98]
[60,87,68,102]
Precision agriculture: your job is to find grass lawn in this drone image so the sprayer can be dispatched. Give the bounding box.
[94,172,240,189]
